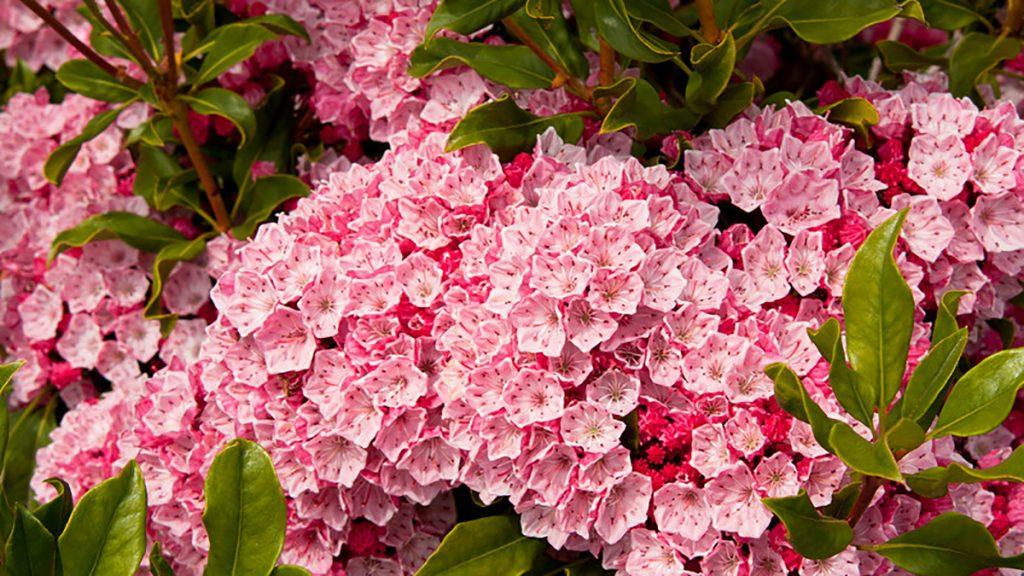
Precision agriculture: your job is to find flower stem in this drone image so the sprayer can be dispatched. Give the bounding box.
[157,0,178,92]
[169,100,232,233]
[503,17,592,101]
[1005,0,1024,37]
[101,0,159,77]
[599,38,616,86]
[694,0,722,44]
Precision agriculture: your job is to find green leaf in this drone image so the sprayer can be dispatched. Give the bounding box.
[59,461,148,576]
[808,318,873,427]
[751,0,910,45]
[627,0,697,36]
[885,418,926,453]
[0,361,24,469]
[415,516,546,576]
[118,0,163,58]
[843,210,913,410]
[445,95,585,161]
[180,88,257,145]
[949,32,1022,98]
[931,349,1024,438]
[143,234,210,322]
[5,505,57,576]
[50,212,186,261]
[705,82,756,128]
[821,481,862,519]
[762,491,853,559]
[766,362,837,452]
[685,33,737,114]
[181,0,216,31]
[271,567,311,576]
[819,97,879,142]
[132,146,204,214]
[524,0,557,18]
[877,40,947,73]
[918,0,988,30]
[933,290,967,346]
[3,404,56,507]
[231,175,310,239]
[898,327,968,422]
[203,439,286,576]
[193,25,279,86]
[505,9,589,79]
[32,479,72,538]
[56,60,138,102]
[569,0,600,51]
[45,103,131,186]
[593,0,678,63]
[907,444,1024,498]
[242,14,310,41]
[867,512,1024,575]
[424,0,526,38]
[409,38,555,89]
[599,78,699,138]
[149,542,177,576]
[828,422,902,482]
[232,77,292,190]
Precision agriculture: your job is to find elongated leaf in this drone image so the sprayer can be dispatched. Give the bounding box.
[59,461,148,576]
[50,212,186,261]
[753,0,909,44]
[766,363,837,452]
[242,14,310,41]
[446,95,585,161]
[424,0,526,38]
[118,0,163,58]
[45,103,132,185]
[877,40,947,73]
[415,516,546,576]
[907,444,1024,498]
[898,327,967,422]
[933,290,967,346]
[843,210,913,410]
[628,0,696,36]
[686,34,737,114]
[820,97,879,142]
[599,78,699,138]
[808,318,873,427]
[193,25,279,86]
[143,235,211,322]
[231,175,310,239]
[3,404,56,507]
[918,0,988,30]
[885,418,926,453]
[949,33,1022,98]
[569,0,600,50]
[203,439,286,576]
[506,9,589,79]
[409,38,554,89]
[829,422,902,481]
[525,0,557,18]
[762,491,852,559]
[180,88,256,145]
[232,76,291,190]
[0,361,24,469]
[593,0,678,63]
[271,567,311,576]
[32,478,72,538]
[56,60,138,102]
[931,349,1024,438]
[705,82,756,128]
[150,542,176,576]
[821,481,862,519]
[6,505,56,576]
[868,512,1024,575]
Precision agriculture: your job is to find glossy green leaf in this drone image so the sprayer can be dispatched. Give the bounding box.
[593,0,678,63]
[933,290,967,346]
[877,40,946,73]
[180,88,257,145]
[5,505,56,576]
[56,59,138,102]
[203,439,286,576]
[45,103,131,186]
[949,33,1022,98]
[751,0,910,44]
[627,0,697,37]
[524,0,557,18]
[118,0,163,58]
[181,0,216,31]
[143,235,211,321]
[686,33,737,114]
[931,349,1024,438]
[3,403,56,507]
[0,361,23,470]
[231,175,310,239]
[243,14,310,41]
[445,95,585,161]
[415,515,546,576]
[32,478,72,538]
[133,146,204,215]
[867,512,1024,575]
[808,318,873,427]
[599,78,699,138]
[821,481,862,519]
[271,567,311,576]
[885,418,926,453]
[762,491,853,559]
[766,362,837,452]
[50,212,186,261]
[232,77,292,191]
[898,327,968,422]
[918,0,988,30]
[829,422,902,481]
[150,542,177,576]
[424,0,525,38]
[193,25,279,86]
[907,444,1024,498]
[409,38,555,89]
[819,97,879,142]
[569,0,600,51]
[705,82,756,128]
[506,8,589,79]
[843,210,913,409]
[59,461,148,576]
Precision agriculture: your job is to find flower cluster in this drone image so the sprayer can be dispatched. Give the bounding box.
[0,0,82,71]
[0,90,217,405]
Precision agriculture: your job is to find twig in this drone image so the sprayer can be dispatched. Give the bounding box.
[599,38,616,86]
[101,0,159,76]
[157,0,178,91]
[503,17,592,101]
[868,18,905,82]
[16,0,140,87]
[847,476,882,528]
[1005,0,1024,37]
[169,100,231,232]
[694,0,721,44]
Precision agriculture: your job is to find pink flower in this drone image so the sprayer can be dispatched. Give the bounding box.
[254,307,316,374]
[503,368,565,426]
[907,134,971,200]
[510,295,566,357]
[595,473,652,544]
[654,482,712,539]
[560,401,624,453]
[706,463,772,538]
